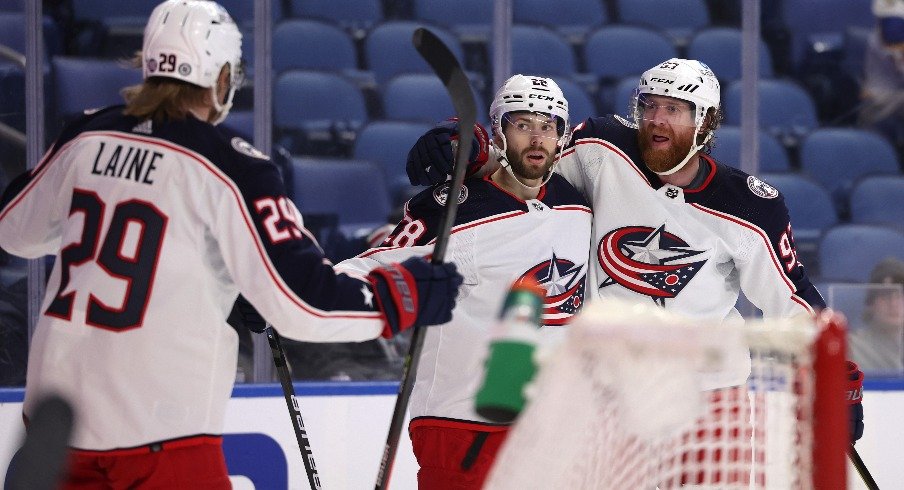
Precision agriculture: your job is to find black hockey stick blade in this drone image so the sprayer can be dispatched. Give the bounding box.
[413,27,477,265]
[373,28,478,490]
[267,326,322,490]
[849,445,880,489]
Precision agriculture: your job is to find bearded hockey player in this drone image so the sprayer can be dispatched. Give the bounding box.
[406,59,865,485]
[0,1,461,486]
[339,74,592,489]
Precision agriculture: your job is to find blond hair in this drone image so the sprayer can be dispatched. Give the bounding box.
[122,78,211,123]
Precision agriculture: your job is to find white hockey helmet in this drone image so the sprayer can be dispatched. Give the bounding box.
[487,75,571,190]
[632,59,721,176]
[490,75,571,148]
[632,58,720,131]
[142,0,243,123]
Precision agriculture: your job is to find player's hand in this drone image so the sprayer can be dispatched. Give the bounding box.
[406,118,490,185]
[368,257,463,337]
[228,295,268,334]
[847,360,864,443]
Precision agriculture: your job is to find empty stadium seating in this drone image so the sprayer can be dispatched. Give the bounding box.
[290,158,392,238]
[272,70,368,155]
[818,224,904,282]
[710,126,791,173]
[799,128,901,213]
[685,27,774,83]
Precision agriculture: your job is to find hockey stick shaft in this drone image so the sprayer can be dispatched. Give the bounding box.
[849,444,879,489]
[266,326,322,490]
[374,27,477,490]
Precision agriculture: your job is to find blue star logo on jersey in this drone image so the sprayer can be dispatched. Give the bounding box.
[518,252,586,326]
[597,224,707,306]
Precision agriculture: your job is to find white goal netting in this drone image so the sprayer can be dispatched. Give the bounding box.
[484,300,847,490]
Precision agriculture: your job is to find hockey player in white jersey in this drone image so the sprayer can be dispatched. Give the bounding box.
[0,1,461,487]
[338,75,592,489]
[405,59,865,484]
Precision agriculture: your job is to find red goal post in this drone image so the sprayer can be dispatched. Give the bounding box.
[484,300,848,490]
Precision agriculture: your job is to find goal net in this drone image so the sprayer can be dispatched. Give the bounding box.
[484,300,848,490]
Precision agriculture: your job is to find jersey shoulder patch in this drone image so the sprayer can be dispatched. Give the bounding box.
[432,181,469,206]
[230,137,270,161]
[746,175,779,199]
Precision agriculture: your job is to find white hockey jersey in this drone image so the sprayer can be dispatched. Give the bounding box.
[337,174,592,424]
[556,115,826,387]
[0,107,387,450]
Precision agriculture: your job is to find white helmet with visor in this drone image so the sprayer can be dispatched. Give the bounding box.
[632,59,720,175]
[142,0,243,124]
[489,75,570,188]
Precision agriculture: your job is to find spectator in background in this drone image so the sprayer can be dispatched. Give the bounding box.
[859,0,904,160]
[849,257,904,372]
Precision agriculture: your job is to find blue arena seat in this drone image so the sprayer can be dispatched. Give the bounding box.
[51,57,142,124]
[271,19,373,87]
[760,173,838,247]
[0,0,24,12]
[413,0,492,43]
[288,0,382,39]
[381,74,486,125]
[512,0,608,44]
[215,0,283,29]
[508,25,581,81]
[615,0,710,47]
[781,0,874,69]
[584,25,677,83]
[686,27,774,83]
[710,126,790,173]
[817,224,904,282]
[552,77,596,126]
[290,158,392,238]
[799,128,901,212]
[273,70,368,156]
[724,79,818,147]
[364,21,466,85]
[0,12,61,56]
[221,110,254,140]
[70,0,159,55]
[583,25,678,112]
[609,76,641,116]
[352,121,432,206]
[71,0,159,30]
[849,176,904,229]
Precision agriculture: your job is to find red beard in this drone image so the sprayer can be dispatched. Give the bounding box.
[638,124,696,174]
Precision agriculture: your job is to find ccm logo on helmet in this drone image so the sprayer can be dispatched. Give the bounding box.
[528,94,555,101]
[650,77,674,84]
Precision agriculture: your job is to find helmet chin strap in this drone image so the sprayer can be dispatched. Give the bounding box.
[493,138,562,192]
[651,127,713,177]
[209,83,236,126]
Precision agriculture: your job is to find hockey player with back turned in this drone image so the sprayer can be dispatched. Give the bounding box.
[406,58,865,485]
[338,74,592,489]
[0,0,462,487]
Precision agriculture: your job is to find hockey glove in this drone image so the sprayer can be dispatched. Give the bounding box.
[368,256,463,338]
[406,118,490,186]
[847,360,864,443]
[227,295,268,334]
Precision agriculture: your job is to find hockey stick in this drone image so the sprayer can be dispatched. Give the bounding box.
[373,27,477,490]
[266,326,322,490]
[849,445,879,489]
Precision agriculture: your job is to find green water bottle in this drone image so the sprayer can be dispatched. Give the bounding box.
[475,278,545,423]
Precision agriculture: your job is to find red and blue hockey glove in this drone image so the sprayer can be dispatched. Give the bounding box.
[847,360,864,443]
[406,118,490,186]
[368,256,462,338]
